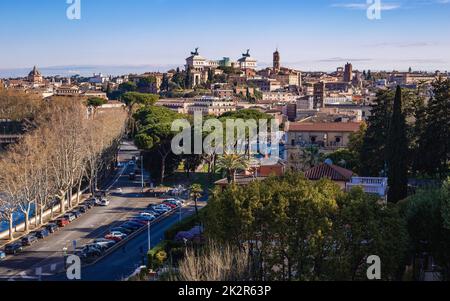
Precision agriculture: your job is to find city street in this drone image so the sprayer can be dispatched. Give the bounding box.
[0,141,198,281]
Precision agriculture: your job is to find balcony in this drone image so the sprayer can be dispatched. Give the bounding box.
[346,177,388,198]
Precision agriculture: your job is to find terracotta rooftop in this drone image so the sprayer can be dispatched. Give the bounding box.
[287,122,361,133]
[305,163,354,182]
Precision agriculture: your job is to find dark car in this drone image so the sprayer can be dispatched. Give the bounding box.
[46,223,58,234]
[129,173,136,180]
[145,209,162,217]
[78,248,101,261]
[71,210,82,218]
[21,235,38,246]
[4,243,23,255]
[33,228,49,239]
[111,227,133,235]
[121,223,141,231]
[84,199,96,208]
[77,205,88,213]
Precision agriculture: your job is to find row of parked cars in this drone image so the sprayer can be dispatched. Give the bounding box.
[0,197,109,260]
[75,198,185,261]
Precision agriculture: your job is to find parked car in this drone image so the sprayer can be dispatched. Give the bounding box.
[105,231,127,242]
[94,238,116,249]
[96,198,110,207]
[111,227,133,235]
[77,205,88,213]
[162,202,177,209]
[46,223,59,233]
[152,204,171,212]
[85,243,108,252]
[145,208,162,215]
[21,235,38,246]
[151,207,169,214]
[71,210,82,218]
[56,217,70,227]
[4,243,23,255]
[134,215,155,222]
[0,250,6,260]
[140,212,156,218]
[79,248,101,260]
[84,199,96,208]
[63,213,76,222]
[166,200,182,207]
[121,223,141,231]
[130,218,149,225]
[81,244,103,254]
[33,228,49,239]
[157,204,173,211]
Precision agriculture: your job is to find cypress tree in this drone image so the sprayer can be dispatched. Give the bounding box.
[387,86,408,203]
[360,89,393,176]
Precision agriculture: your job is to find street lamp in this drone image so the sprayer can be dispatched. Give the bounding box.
[141,155,144,194]
[147,221,151,251]
[63,247,68,270]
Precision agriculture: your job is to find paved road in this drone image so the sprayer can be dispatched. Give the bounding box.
[0,141,199,281]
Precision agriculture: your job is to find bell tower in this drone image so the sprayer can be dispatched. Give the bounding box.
[273,49,280,73]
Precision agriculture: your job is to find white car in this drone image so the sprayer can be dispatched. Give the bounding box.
[154,204,171,211]
[135,215,155,221]
[97,198,110,207]
[106,231,127,240]
[140,212,156,218]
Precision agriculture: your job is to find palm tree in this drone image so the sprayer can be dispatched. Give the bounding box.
[216,154,249,184]
[300,145,320,170]
[190,184,203,218]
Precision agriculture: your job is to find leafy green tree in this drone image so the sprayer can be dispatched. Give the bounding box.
[86,97,107,108]
[118,81,137,93]
[122,92,159,107]
[325,148,359,172]
[386,86,408,203]
[401,179,450,280]
[417,78,450,178]
[205,173,409,281]
[161,73,170,92]
[137,76,157,93]
[329,188,409,280]
[134,106,183,184]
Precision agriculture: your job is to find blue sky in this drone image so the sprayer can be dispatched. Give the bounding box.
[0,0,449,76]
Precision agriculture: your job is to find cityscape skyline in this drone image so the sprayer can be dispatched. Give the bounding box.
[1,0,450,77]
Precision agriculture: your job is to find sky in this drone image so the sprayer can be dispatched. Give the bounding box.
[0,0,449,77]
